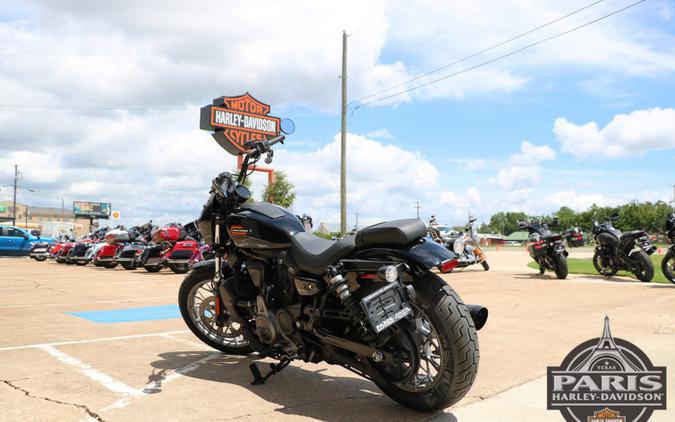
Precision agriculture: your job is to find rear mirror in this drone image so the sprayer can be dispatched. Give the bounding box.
[280,118,295,135]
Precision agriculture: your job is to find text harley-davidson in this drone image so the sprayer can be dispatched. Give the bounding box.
[178,126,488,411]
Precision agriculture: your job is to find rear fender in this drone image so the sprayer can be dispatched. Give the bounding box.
[351,238,458,274]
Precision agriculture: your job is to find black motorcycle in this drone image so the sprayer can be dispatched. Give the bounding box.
[178,127,488,411]
[591,213,656,282]
[519,219,569,279]
[115,222,155,270]
[661,212,675,284]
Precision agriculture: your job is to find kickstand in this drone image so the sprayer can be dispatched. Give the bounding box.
[249,359,292,385]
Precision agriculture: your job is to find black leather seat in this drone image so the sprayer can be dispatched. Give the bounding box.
[291,233,356,274]
[620,230,644,240]
[355,219,427,248]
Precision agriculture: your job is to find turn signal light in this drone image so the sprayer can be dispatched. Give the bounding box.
[439,258,459,273]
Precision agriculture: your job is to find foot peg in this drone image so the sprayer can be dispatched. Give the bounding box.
[249,359,291,385]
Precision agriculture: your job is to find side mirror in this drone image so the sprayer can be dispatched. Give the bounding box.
[280,118,295,135]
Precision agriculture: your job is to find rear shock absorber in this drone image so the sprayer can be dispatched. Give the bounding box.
[326,265,370,336]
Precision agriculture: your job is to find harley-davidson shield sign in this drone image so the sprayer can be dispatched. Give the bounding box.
[200,93,281,155]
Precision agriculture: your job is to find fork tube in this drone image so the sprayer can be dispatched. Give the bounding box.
[214,215,222,282]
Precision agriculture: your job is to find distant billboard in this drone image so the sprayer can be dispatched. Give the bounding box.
[73,201,111,219]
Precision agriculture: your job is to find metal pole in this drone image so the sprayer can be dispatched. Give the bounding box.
[25,206,29,227]
[61,198,65,222]
[415,201,421,219]
[340,30,348,234]
[12,165,18,226]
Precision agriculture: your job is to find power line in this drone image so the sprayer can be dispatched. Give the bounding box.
[352,0,648,110]
[349,0,607,106]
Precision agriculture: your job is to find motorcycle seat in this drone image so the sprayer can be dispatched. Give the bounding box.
[291,233,356,274]
[620,230,643,240]
[355,219,427,248]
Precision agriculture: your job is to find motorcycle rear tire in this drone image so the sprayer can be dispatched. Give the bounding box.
[481,261,489,271]
[593,251,618,277]
[121,261,137,270]
[76,261,88,266]
[34,256,47,262]
[104,262,118,269]
[661,252,675,284]
[376,272,479,411]
[144,265,161,273]
[553,254,568,279]
[630,251,653,282]
[168,263,190,274]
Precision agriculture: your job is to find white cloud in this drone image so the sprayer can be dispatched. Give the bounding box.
[489,141,555,189]
[546,190,615,210]
[366,128,394,139]
[554,107,675,159]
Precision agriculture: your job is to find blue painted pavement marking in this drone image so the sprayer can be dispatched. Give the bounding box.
[69,304,181,323]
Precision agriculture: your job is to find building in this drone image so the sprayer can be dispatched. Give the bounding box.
[0,201,95,237]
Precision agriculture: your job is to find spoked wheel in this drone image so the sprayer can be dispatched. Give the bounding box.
[662,253,675,284]
[178,270,252,354]
[593,251,618,277]
[375,272,479,411]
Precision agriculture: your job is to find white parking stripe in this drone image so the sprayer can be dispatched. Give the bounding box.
[38,345,145,396]
[0,330,190,352]
[101,352,222,413]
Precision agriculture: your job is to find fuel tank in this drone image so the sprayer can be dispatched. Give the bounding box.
[596,232,619,247]
[227,203,305,249]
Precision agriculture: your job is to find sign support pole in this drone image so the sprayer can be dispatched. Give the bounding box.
[11,164,18,226]
[340,30,348,234]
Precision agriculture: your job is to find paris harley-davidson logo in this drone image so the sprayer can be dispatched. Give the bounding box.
[547,317,666,422]
[200,93,281,156]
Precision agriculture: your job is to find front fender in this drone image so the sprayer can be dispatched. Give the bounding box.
[352,238,458,273]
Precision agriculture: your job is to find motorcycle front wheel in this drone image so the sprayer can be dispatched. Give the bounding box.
[593,251,618,277]
[630,251,654,282]
[375,272,479,411]
[661,252,675,284]
[481,261,489,271]
[178,270,252,354]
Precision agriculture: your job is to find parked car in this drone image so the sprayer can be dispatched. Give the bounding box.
[0,225,53,256]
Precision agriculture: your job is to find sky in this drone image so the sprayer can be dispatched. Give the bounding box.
[0,0,674,230]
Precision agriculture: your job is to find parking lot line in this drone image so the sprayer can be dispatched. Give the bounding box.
[100,351,222,414]
[38,344,145,397]
[0,330,190,352]
[0,295,177,309]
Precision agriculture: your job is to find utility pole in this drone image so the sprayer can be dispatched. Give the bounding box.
[355,212,359,230]
[415,201,421,219]
[60,198,65,222]
[340,30,348,234]
[11,165,18,226]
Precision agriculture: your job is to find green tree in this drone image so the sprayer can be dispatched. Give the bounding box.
[262,171,296,208]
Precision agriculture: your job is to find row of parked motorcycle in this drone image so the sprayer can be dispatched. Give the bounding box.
[27,221,210,274]
[427,212,675,284]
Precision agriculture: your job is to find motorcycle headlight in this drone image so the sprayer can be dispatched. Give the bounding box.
[453,238,464,254]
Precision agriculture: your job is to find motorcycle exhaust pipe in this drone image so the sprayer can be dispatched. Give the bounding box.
[465,304,488,331]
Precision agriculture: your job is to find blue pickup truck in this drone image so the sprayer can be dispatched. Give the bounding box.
[0,225,54,257]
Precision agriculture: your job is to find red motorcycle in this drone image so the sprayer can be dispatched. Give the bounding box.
[139,223,198,274]
[92,228,129,268]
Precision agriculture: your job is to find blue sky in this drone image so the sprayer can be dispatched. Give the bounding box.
[0,0,674,229]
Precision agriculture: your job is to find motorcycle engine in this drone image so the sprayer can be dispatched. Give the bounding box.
[252,296,301,356]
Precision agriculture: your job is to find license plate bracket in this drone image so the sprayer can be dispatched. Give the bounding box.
[359,282,412,333]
